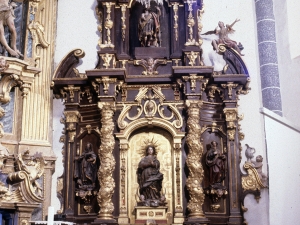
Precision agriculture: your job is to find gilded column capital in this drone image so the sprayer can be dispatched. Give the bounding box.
[63,85,81,103]
[64,111,81,123]
[221,82,239,100]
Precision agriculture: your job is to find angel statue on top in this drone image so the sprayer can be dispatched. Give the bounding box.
[202,18,244,56]
[0,0,24,57]
[137,141,166,207]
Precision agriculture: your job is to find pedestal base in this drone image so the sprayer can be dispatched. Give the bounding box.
[91,218,118,225]
[184,217,210,225]
[135,206,168,224]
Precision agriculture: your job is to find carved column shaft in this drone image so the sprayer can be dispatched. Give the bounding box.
[20,0,57,144]
[185,101,206,220]
[118,143,130,224]
[173,143,184,223]
[63,110,80,215]
[223,105,243,224]
[96,103,116,221]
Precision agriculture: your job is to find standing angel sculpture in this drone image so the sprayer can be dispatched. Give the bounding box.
[202,18,244,56]
[0,0,24,57]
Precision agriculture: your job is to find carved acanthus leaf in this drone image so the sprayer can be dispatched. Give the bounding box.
[28,21,50,48]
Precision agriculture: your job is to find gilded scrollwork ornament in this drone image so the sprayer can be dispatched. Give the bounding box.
[96,6,103,47]
[117,86,183,130]
[100,53,115,69]
[120,5,127,41]
[172,3,179,41]
[94,77,117,95]
[9,150,46,201]
[99,2,115,49]
[197,6,205,46]
[207,84,223,102]
[185,0,199,46]
[134,58,167,76]
[185,51,199,66]
[243,144,268,193]
[182,74,208,93]
[28,21,50,48]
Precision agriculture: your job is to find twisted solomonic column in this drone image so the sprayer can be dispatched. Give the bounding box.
[185,101,208,223]
[96,102,116,221]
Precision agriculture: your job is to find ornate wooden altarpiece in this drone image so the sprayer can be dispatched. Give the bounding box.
[52,0,254,225]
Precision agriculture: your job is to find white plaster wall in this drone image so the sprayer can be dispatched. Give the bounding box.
[51,0,99,212]
[54,0,99,71]
[273,0,300,127]
[263,109,300,225]
[51,99,65,211]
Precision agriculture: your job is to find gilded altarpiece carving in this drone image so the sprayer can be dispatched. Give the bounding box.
[52,0,254,224]
[0,0,57,224]
[128,130,173,224]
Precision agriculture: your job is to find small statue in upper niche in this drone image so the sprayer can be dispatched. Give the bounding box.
[137,145,165,207]
[206,141,226,187]
[202,18,244,56]
[0,0,24,57]
[74,142,97,191]
[138,6,161,47]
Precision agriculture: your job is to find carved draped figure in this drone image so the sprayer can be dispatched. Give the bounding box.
[206,146,226,185]
[137,155,163,200]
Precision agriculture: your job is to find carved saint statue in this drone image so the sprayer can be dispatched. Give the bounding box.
[137,146,165,207]
[138,6,161,47]
[0,0,24,57]
[206,141,226,186]
[74,142,97,191]
[202,18,244,56]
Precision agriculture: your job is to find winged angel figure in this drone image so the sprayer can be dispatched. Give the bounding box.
[202,18,244,56]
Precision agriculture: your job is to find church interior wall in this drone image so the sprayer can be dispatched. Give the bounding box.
[1,0,298,224]
[262,109,300,225]
[273,0,300,127]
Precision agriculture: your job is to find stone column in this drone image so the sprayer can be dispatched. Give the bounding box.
[255,0,282,115]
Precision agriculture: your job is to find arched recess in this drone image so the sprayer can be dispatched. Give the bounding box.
[115,118,185,224]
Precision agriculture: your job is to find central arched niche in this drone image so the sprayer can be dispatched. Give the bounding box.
[127,127,174,224]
